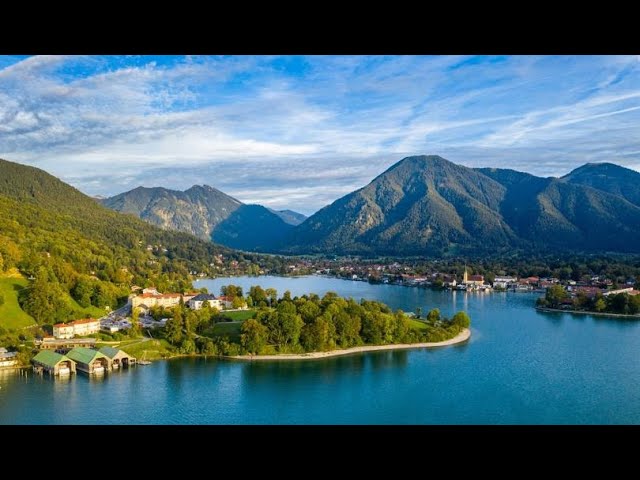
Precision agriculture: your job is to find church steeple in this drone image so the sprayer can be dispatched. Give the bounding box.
[463,265,468,284]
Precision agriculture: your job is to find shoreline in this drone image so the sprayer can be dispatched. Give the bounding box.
[535,307,640,318]
[227,328,470,361]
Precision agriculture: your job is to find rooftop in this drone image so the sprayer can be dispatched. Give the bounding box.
[66,347,108,365]
[33,350,72,368]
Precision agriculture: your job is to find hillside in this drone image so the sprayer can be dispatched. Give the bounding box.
[281,155,640,256]
[561,162,640,207]
[269,209,307,226]
[102,185,293,251]
[0,158,280,327]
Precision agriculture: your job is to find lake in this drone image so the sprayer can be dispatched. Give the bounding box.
[2,275,640,424]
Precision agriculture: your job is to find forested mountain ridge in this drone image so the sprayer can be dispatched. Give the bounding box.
[0,158,282,326]
[102,185,293,251]
[281,155,640,256]
[561,162,640,207]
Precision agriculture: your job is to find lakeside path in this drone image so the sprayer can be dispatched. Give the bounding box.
[228,328,470,362]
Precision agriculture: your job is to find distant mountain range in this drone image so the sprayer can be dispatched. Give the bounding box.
[101,155,640,256]
[282,155,640,256]
[101,186,305,251]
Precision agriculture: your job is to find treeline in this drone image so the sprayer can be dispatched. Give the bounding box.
[239,286,469,355]
[151,285,470,356]
[537,285,640,315]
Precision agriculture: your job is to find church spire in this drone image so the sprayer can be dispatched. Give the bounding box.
[463,264,468,284]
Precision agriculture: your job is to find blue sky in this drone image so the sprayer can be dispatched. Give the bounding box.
[1,55,639,215]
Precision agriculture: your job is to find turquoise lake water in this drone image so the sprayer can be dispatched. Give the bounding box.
[2,275,640,424]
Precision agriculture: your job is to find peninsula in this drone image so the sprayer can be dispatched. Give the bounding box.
[229,327,470,361]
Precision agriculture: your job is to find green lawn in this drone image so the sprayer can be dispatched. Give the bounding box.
[0,276,36,330]
[64,295,106,319]
[208,321,243,341]
[220,309,256,321]
[119,338,175,360]
[408,319,429,332]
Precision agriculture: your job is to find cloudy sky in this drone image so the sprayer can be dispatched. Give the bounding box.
[1,55,640,215]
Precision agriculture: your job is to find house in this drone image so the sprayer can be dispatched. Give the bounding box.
[35,337,97,352]
[52,318,100,339]
[131,292,182,309]
[188,293,222,310]
[218,295,246,309]
[142,287,159,295]
[32,350,76,376]
[71,318,100,336]
[0,347,18,368]
[98,347,136,369]
[182,291,200,303]
[66,348,112,374]
[603,287,634,297]
[53,323,75,339]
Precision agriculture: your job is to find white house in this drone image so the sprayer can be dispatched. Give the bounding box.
[188,293,222,310]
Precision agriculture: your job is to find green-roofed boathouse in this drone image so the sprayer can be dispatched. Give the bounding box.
[32,351,76,376]
[66,348,111,374]
[98,347,136,368]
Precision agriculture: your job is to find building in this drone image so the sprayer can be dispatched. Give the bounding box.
[35,337,97,352]
[131,292,182,310]
[53,318,100,339]
[218,295,245,309]
[98,347,136,369]
[66,348,111,374]
[32,350,76,376]
[188,293,222,310]
[493,276,518,289]
[182,291,200,303]
[0,347,18,368]
[603,287,635,297]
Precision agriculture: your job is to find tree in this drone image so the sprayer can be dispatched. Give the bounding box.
[451,311,471,328]
[240,319,268,354]
[249,285,267,305]
[265,288,278,307]
[415,307,422,319]
[545,285,568,307]
[426,308,441,325]
[165,307,184,345]
[130,307,141,337]
[0,293,4,307]
[594,297,606,312]
[232,296,246,309]
[221,284,243,299]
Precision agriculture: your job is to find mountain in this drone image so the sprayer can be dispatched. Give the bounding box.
[478,167,640,252]
[102,185,293,251]
[269,209,307,226]
[283,155,518,256]
[281,155,640,256]
[0,158,246,325]
[561,162,640,207]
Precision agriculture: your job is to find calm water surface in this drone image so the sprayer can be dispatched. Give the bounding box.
[2,275,640,424]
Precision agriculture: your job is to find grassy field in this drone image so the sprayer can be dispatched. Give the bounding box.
[408,319,429,332]
[64,295,106,319]
[208,321,244,342]
[220,309,256,321]
[118,338,175,360]
[0,276,36,329]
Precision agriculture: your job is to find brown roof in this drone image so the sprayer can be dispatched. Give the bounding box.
[469,275,484,281]
[138,293,181,299]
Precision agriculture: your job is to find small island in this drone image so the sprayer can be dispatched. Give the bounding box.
[207,286,471,359]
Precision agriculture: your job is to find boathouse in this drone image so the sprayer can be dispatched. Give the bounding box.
[66,348,111,374]
[32,351,76,376]
[98,347,136,368]
[0,347,18,368]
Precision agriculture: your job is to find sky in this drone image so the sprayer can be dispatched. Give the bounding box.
[1,55,640,215]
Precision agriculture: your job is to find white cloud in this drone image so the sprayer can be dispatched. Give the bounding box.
[1,55,640,214]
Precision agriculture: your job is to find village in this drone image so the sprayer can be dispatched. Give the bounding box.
[15,287,249,376]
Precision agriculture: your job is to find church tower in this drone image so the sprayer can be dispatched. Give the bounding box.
[463,265,469,284]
